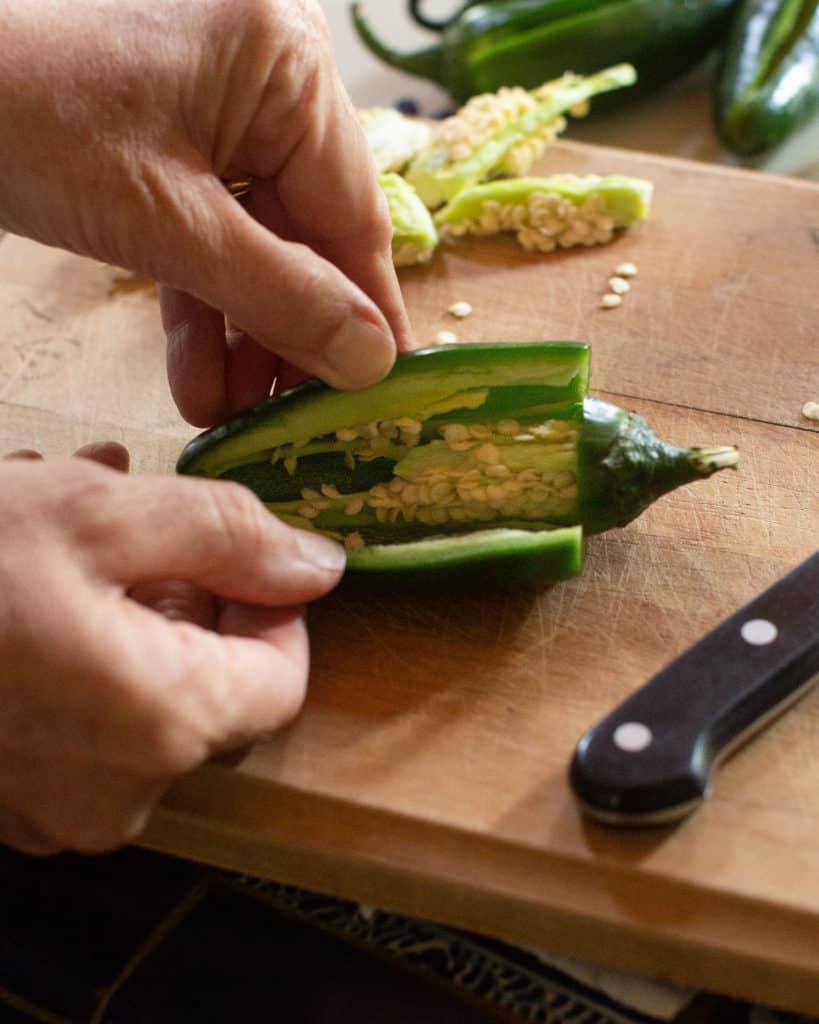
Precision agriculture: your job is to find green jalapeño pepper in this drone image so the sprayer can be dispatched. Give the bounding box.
[177,344,738,590]
[715,0,819,155]
[352,0,740,106]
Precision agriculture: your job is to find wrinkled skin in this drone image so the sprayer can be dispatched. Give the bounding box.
[0,0,412,426]
[0,446,345,854]
[0,0,414,854]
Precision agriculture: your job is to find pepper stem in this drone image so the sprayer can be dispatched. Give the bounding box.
[688,446,740,474]
[578,401,741,535]
[351,3,446,85]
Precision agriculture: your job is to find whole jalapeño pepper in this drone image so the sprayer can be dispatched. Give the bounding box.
[177,344,738,590]
[351,0,740,106]
[715,0,819,155]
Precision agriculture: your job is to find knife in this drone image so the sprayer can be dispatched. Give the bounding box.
[570,551,819,827]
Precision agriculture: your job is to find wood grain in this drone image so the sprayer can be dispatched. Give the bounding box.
[1,140,817,1013]
[398,143,819,431]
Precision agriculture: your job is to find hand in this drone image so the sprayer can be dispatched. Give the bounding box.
[0,0,412,425]
[0,446,345,855]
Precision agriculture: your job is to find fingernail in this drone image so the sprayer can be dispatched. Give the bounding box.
[4,449,43,460]
[324,318,396,389]
[295,530,347,573]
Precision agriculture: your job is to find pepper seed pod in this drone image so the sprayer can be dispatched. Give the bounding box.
[404,64,637,209]
[434,174,653,252]
[178,344,738,590]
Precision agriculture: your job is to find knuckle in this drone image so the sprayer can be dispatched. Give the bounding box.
[233,0,327,72]
[204,480,270,557]
[276,0,331,53]
[56,462,125,549]
[240,0,281,33]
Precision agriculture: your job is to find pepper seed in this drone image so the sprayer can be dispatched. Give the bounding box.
[448,301,473,318]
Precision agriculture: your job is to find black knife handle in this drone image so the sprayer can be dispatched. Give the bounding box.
[570,551,819,826]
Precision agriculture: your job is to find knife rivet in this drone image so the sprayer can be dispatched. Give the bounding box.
[740,618,778,646]
[613,721,653,752]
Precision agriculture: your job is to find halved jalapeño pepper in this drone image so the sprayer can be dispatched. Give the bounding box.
[177,343,738,589]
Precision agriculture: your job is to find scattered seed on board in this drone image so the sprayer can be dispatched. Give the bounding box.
[608,276,630,295]
[435,329,458,344]
[448,301,473,318]
[802,401,819,421]
[615,262,638,277]
[600,293,622,309]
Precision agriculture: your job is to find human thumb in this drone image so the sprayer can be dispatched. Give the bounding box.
[156,175,397,391]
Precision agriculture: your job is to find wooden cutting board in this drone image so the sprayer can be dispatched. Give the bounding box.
[1,140,818,1013]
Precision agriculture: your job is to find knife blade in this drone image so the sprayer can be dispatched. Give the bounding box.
[570,550,819,827]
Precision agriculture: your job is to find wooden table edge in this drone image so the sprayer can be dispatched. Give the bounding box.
[142,766,819,1015]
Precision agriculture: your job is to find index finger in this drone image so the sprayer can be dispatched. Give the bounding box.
[265,62,413,354]
[65,467,346,606]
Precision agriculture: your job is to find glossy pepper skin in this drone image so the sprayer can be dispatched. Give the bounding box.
[715,0,819,155]
[335,526,584,590]
[177,344,738,590]
[351,0,740,106]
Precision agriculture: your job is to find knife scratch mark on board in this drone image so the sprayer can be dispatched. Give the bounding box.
[0,335,82,398]
[709,268,753,347]
[533,600,548,659]
[0,342,61,397]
